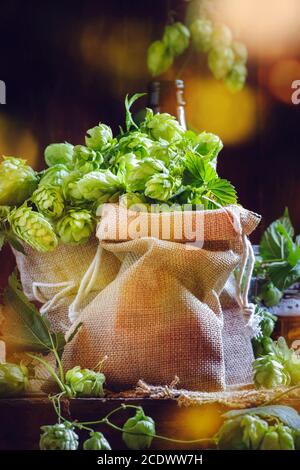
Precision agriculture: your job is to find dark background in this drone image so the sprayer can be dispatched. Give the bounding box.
[0,0,300,244]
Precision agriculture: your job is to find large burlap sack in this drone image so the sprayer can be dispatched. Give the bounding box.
[62,204,260,392]
[13,239,120,333]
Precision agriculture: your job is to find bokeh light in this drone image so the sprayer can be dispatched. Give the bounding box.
[264,58,300,105]
[185,76,257,145]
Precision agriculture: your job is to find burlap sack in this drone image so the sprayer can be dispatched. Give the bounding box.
[13,239,120,333]
[62,204,260,392]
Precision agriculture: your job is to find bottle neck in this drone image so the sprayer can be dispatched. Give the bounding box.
[148,80,187,130]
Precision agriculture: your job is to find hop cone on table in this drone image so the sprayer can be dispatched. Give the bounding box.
[32,186,64,219]
[56,209,95,245]
[65,366,105,398]
[260,424,295,450]
[39,422,79,450]
[83,432,111,450]
[122,408,155,450]
[0,362,29,397]
[9,205,58,252]
[253,354,291,389]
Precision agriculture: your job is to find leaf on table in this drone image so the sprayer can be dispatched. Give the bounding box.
[1,272,66,354]
[224,405,300,432]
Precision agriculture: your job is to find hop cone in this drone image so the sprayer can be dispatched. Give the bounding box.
[56,209,95,245]
[260,424,295,450]
[0,363,29,397]
[253,354,291,389]
[65,366,105,397]
[83,432,111,450]
[0,157,38,206]
[44,143,74,167]
[147,40,173,77]
[163,22,190,56]
[145,173,181,202]
[122,409,155,450]
[32,186,64,219]
[143,109,184,142]
[190,18,213,53]
[73,145,103,173]
[39,422,79,450]
[39,164,70,187]
[9,206,58,252]
[85,124,113,152]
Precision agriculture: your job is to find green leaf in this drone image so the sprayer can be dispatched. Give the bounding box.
[0,231,5,251]
[260,210,294,261]
[125,93,146,132]
[185,152,217,184]
[277,225,300,266]
[2,272,66,354]
[206,178,237,207]
[268,261,300,290]
[224,405,300,433]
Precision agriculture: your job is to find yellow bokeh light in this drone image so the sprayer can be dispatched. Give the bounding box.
[267,58,300,105]
[0,116,39,168]
[185,77,257,145]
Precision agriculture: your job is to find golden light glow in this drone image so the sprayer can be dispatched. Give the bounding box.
[185,77,257,145]
[214,0,300,60]
[0,116,39,168]
[173,403,223,440]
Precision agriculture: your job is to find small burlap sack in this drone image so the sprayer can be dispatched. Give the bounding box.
[62,204,260,392]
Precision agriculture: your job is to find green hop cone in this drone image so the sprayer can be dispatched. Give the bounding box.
[225,63,247,93]
[149,141,176,166]
[253,354,291,389]
[119,192,149,212]
[147,40,173,76]
[65,366,105,397]
[0,157,38,206]
[162,22,190,56]
[252,336,275,358]
[212,23,233,48]
[0,362,29,397]
[0,205,11,222]
[44,143,74,167]
[9,205,58,252]
[62,171,84,203]
[122,157,167,192]
[145,173,181,202]
[217,417,246,450]
[272,337,300,385]
[208,46,235,80]
[39,164,70,187]
[232,41,248,64]
[194,131,223,163]
[85,124,113,152]
[122,408,155,450]
[143,109,184,142]
[83,432,111,450]
[118,132,153,159]
[39,422,79,450]
[32,186,64,219]
[260,424,295,450]
[258,308,277,337]
[56,209,95,246]
[240,415,268,449]
[190,18,214,53]
[77,170,122,201]
[73,145,104,173]
[261,282,283,308]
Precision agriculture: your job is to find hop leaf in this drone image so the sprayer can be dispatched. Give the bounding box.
[143,108,184,142]
[0,362,29,397]
[162,22,190,56]
[147,40,173,76]
[253,354,291,389]
[122,408,155,450]
[83,432,111,450]
[39,422,79,450]
[32,186,65,219]
[56,209,95,246]
[85,124,113,152]
[190,18,213,52]
[145,173,181,202]
[44,143,74,167]
[0,157,38,206]
[9,205,58,252]
[65,366,105,397]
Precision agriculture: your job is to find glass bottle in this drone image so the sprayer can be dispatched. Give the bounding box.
[148,79,187,130]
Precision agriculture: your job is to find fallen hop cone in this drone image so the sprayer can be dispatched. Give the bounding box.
[39,422,79,450]
[9,205,58,252]
[65,366,105,398]
[56,209,95,246]
[122,408,155,450]
[32,186,64,219]
[83,432,111,450]
[260,424,295,450]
